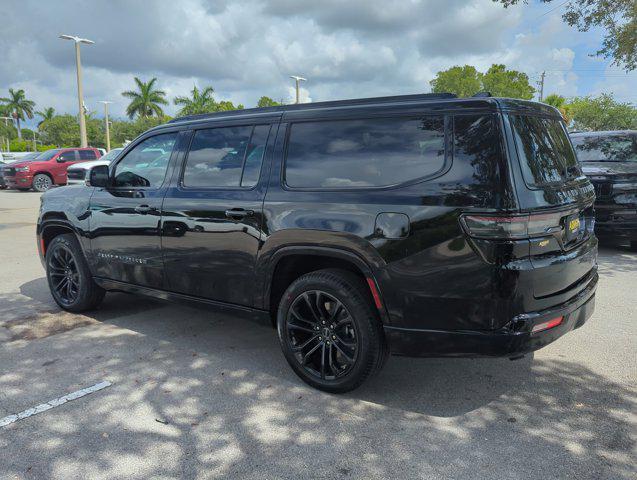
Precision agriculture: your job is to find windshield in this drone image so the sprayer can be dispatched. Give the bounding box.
[17,153,40,161]
[36,149,61,160]
[100,148,123,163]
[571,134,637,163]
[509,115,580,187]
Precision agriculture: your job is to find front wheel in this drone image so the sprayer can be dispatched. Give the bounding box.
[32,173,53,192]
[45,233,105,312]
[277,269,387,393]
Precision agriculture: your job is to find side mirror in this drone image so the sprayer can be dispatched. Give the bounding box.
[88,165,109,188]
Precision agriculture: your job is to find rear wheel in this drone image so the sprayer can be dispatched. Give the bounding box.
[45,234,105,312]
[277,269,387,393]
[32,173,52,192]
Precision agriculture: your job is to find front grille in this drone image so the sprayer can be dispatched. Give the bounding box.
[67,170,85,180]
[592,181,612,199]
[3,167,15,176]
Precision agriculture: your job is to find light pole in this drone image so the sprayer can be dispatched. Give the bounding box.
[289,75,307,104]
[98,101,112,152]
[0,116,12,152]
[59,34,94,148]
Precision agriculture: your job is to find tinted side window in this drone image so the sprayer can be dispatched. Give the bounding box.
[79,150,97,160]
[241,125,270,187]
[58,150,78,162]
[452,114,504,205]
[285,116,446,188]
[113,133,177,188]
[183,125,270,188]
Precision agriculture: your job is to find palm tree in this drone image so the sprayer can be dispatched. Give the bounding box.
[121,77,168,119]
[35,107,56,127]
[0,88,36,139]
[173,85,217,116]
[543,94,572,124]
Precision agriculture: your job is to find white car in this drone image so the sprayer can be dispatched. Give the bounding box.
[66,148,123,185]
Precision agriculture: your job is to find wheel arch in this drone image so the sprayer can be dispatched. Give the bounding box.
[260,246,388,327]
[32,171,55,183]
[38,219,85,260]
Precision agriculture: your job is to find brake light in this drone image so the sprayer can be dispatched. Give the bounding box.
[460,212,563,240]
[531,316,563,334]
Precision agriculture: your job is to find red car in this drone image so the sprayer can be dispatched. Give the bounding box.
[3,147,102,192]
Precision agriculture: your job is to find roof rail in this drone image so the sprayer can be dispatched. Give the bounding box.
[168,92,459,124]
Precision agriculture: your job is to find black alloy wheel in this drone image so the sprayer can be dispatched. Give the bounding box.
[45,234,105,312]
[48,243,80,306]
[285,290,359,380]
[277,269,387,393]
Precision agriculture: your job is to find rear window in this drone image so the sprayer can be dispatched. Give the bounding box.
[284,116,446,188]
[79,150,97,160]
[509,115,580,187]
[571,134,637,163]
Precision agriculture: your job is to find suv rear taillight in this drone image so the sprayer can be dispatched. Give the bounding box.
[460,212,563,240]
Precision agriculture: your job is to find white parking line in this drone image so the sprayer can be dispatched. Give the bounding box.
[0,380,112,428]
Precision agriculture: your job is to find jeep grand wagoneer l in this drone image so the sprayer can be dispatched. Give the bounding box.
[37,94,598,392]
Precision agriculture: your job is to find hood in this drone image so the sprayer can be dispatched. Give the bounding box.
[67,159,110,171]
[582,161,637,178]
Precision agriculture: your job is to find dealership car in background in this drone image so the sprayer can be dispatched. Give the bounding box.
[571,130,637,250]
[3,147,102,191]
[0,152,41,189]
[66,148,123,185]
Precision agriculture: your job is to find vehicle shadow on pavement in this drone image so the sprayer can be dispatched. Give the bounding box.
[2,277,636,479]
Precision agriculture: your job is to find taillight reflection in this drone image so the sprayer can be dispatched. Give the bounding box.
[531,316,563,334]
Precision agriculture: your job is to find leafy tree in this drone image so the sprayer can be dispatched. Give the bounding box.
[173,86,217,116]
[0,88,36,139]
[111,115,172,147]
[568,93,637,131]
[430,64,535,99]
[257,96,282,107]
[493,0,637,71]
[214,100,244,111]
[122,77,168,119]
[481,64,535,99]
[543,93,572,124]
[37,114,82,146]
[35,107,56,127]
[430,65,483,97]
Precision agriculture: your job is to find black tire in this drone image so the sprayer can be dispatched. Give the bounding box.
[32,173,53,192]
[45,233,105,312]
[277,269,387,393]
[17,188,30,192]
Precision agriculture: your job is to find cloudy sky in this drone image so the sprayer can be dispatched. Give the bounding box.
[2,0,635,128]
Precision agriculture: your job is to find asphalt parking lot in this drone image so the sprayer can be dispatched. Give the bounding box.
[0,189,635,480]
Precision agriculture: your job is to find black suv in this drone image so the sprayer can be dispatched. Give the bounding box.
[37,94,598,392]
[571,130,637,250]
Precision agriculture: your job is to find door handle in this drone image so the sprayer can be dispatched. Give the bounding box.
[134,204,156,214]
[225,208,253,219]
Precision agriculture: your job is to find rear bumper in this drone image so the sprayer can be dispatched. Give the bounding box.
[384,271,597,358]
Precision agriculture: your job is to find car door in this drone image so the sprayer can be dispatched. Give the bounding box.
[88,131,182,289]
[161,120,277,306]
[52,149,79,184]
